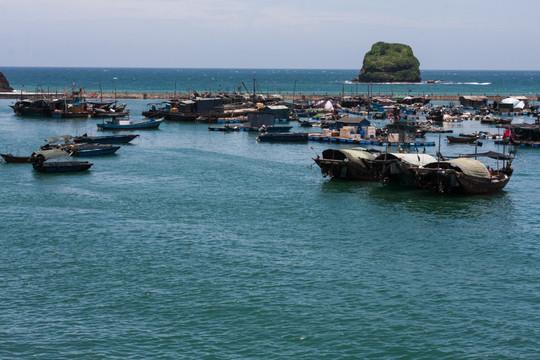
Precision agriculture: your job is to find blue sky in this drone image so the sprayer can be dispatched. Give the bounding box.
[1,0,538,70]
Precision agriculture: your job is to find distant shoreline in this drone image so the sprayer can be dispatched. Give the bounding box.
[1,91,539,102]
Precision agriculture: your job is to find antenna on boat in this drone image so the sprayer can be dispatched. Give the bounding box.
[437,131,441,168]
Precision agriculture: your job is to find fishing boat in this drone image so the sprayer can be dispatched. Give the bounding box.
[142,101,174,118]
[73,133,139,144]
[65,143,121,157]
[480,116,512,125]
[313,148,378,180]
[3,142,73,163]
[257,132,308,142]
[32,159,93,173]
[208,125,253,132]
[97,117,163,130]
[411,152,513,195]
[88,101,129,117]
[30,144,92,172]
[446,135,480,143]
[375,152,438,187]
[506,123,540,147]
[10,98,56,116]
[50,97,90,118]
[0,153,33,163]
[40,136,121,156]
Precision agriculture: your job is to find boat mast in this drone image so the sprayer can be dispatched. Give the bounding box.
[437,132,441,168]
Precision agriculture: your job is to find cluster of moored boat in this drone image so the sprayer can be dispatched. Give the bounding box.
[0,134,139,173]
[10,95,131,119]
[313,148,514,195]
[6,90,538,186]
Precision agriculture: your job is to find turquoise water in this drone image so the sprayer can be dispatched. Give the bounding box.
[2,67,540,97]
[1,97,540,358]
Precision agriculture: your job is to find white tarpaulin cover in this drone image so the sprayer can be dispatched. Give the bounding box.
[32,148,70,160]
[501,97,519,106]
[324,100,334,112]
[391,153,437,167]
[501,97,525,109]
[442,158,490,179]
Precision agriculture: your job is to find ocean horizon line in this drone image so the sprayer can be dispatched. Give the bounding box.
[2,66,540,72]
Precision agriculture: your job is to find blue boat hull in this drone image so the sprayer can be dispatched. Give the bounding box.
[72,146,120,157]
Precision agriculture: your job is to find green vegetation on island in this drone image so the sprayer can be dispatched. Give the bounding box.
[357,42,421,83]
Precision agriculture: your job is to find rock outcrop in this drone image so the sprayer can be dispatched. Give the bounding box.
[357,42,421,83]
[0,72,14,92]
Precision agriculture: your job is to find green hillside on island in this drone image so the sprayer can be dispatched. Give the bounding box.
[357,42,421,83]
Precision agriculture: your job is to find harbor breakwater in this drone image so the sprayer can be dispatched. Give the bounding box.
[1,91,538,102]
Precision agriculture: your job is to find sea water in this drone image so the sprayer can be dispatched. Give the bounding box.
[1,70,540,359]
[2,67,540,97]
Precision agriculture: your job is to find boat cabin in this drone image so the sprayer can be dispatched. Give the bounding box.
[194,97,224,117]
[247,112,276,129]
[459,95,488,109]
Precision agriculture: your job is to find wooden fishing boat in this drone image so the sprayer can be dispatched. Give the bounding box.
[10,98,56,116]
[376,153,438,187]
[97,118,163,130]
[0,153,33,163]
[411,152,513,195]
[446,135,480,143]
[313,148,378,180]
[73,133,139,144]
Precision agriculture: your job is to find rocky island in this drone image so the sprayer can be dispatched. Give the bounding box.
[0,72,14,92]
[355,42,421,83]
